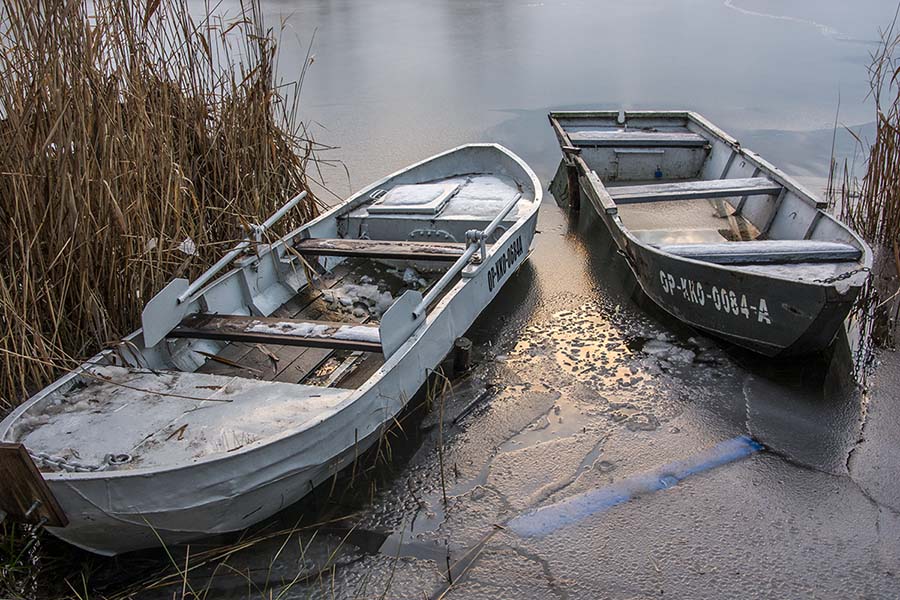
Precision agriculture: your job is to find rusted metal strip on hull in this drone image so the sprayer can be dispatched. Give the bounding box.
[548,114,576,154]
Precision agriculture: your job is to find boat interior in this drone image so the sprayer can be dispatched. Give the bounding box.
[551,111,869,282]
[4,148,536,473]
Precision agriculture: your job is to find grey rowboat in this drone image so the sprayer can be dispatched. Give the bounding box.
[550,110,871,356]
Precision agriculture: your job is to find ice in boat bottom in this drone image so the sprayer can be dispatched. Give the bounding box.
[0,144,541,555]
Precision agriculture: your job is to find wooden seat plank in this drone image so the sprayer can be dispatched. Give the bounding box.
[171,315,381,352]
[294,238,469,261]
[567,130,708,148]
[657,240,862,265]
[609,177,782,205]
[274,314,372,384]
[196,263,355,376]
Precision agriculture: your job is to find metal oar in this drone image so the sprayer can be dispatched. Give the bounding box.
[140,191,308,347]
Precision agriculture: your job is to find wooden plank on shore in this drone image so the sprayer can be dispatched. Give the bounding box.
[608,177,782,205]
[0,443,68,527]
[294,238,470,261]
[171,315,381,353]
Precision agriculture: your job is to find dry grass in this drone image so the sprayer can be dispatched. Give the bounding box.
[827,13,900,378]
[0,0,323,414]
[840,13,900,247]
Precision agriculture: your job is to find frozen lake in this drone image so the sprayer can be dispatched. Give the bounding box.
[82,1,900,598]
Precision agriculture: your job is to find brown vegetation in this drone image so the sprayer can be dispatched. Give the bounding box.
[0,0,322,414]
[840,16,900,248]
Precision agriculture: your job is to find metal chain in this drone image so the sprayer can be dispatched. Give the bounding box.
[28,451,131,473]
[814,266,870,284]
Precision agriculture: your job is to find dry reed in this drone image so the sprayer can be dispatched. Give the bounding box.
[828,13,900,371]
[0,0,323,414]
[841,15,900,248]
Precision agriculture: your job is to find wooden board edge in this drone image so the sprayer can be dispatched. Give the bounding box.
[0,442,68,528]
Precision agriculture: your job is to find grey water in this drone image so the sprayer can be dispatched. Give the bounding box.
[124,0,900,597]
[264,0,887,195]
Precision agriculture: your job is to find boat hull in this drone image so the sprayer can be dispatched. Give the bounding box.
[619,224,859,356]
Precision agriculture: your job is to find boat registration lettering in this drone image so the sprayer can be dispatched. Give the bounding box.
[487,235,524,292]
[658,270,771,324]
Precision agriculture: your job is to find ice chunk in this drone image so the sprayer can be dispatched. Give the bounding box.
[641,339,674,356]
[331,283,395,317]
[402,267,420,286]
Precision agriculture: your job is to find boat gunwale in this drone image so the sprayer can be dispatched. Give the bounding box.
[0,143,542,481]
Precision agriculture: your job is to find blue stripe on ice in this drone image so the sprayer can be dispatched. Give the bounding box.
[507,435,763,537]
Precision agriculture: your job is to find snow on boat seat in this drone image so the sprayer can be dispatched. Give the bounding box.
[567,129,708,148]
[170,315,381,352]
[367,183,460,214]
[631,228,726,245]
[294,238,471,261]
[608,178,782,205]
[12,366,353,470]
[657,240,862,265]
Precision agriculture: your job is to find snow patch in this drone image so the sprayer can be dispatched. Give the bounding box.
[246,321,332,337]
[332,325,381,344]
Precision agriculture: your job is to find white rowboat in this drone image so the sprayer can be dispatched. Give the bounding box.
[0,144,541,555]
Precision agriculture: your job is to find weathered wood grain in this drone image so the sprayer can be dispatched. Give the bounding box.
[0,443,68,527]
[294,238,471,261]
[171,315,381,352]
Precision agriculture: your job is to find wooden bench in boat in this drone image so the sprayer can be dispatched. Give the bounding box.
[657,240,862,265]
[608,178,783,205]
[170,314,382,352]
[294,238,472,261]
[567,129,709,148]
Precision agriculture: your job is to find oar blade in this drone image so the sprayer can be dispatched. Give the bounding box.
[140,278,191,348]
[379,289,425,358]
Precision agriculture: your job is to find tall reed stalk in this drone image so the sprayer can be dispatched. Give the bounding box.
[0,0,322,413]
[841,16,900,248]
